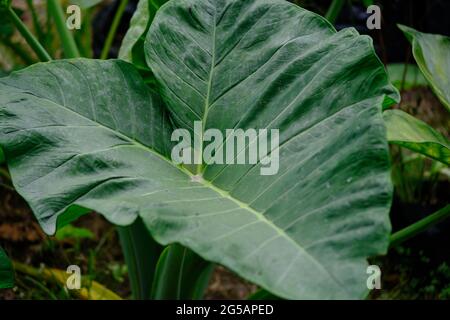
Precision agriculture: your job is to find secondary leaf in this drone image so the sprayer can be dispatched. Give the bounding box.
[54,224,95,241]
[0,0,398,299]
[384,109,450,165]
[0,246,14,289]
[399,25,450,112]
[119,0,168,70]
[386,63,427,90]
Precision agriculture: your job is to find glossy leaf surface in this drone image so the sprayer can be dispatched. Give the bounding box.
[0,0,398,299]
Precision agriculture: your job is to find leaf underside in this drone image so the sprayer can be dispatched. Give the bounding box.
[0,0,399,299]
[384,109,450,166]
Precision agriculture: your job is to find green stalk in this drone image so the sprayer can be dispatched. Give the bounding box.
[117,217,162,299]
[100,0,129,59]
[75,8,93,58]
[390,204,450,248]
[47,0,80,58]
[325,0,345,24]
[3,38,35,65]
[6,7,51,61]
[151,244,214,300]
[26,0,45,42]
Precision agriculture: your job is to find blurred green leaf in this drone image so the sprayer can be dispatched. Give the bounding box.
[55,224,95,241]
[386,63,428,90]
[108,263,127,283]
[151,244,213,300]
[117,217,163,299]
[71,0,103,9]
[399,25,450,112]
[0,246,14,289]
[119,0,167,69]
[384,109,450,165]
[0,0,11,9]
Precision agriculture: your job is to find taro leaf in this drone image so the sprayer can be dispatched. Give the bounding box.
[0,0,398,299]
[384,109,450,166]
[0,246,14,289]
[399,25,450,112]
[119,0,168,70]
[386,63,427,91]
[0,59,174,232]
[144,0,398,299]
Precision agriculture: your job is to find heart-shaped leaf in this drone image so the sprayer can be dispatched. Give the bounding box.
[399,25,450,112]
[0,0,398,299]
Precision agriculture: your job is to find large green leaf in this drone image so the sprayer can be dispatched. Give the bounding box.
[0,246,14,289]
[399,25,450,112]
[145,0,398,299]
[0,59,173,232]
[0,0,398,299]
[384,109,450,166]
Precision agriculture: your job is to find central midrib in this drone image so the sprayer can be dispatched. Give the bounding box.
[196,8,217,175]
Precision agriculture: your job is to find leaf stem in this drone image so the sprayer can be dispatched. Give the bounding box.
[325,0,345,24]
[117,218,162,299]
[100,0,129,59]
[26,0,45,42]
[7,7,51,61]
[389,204,450,248]
[2,38,35,64]
[47,0,80,58]
[0,167,11,181]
